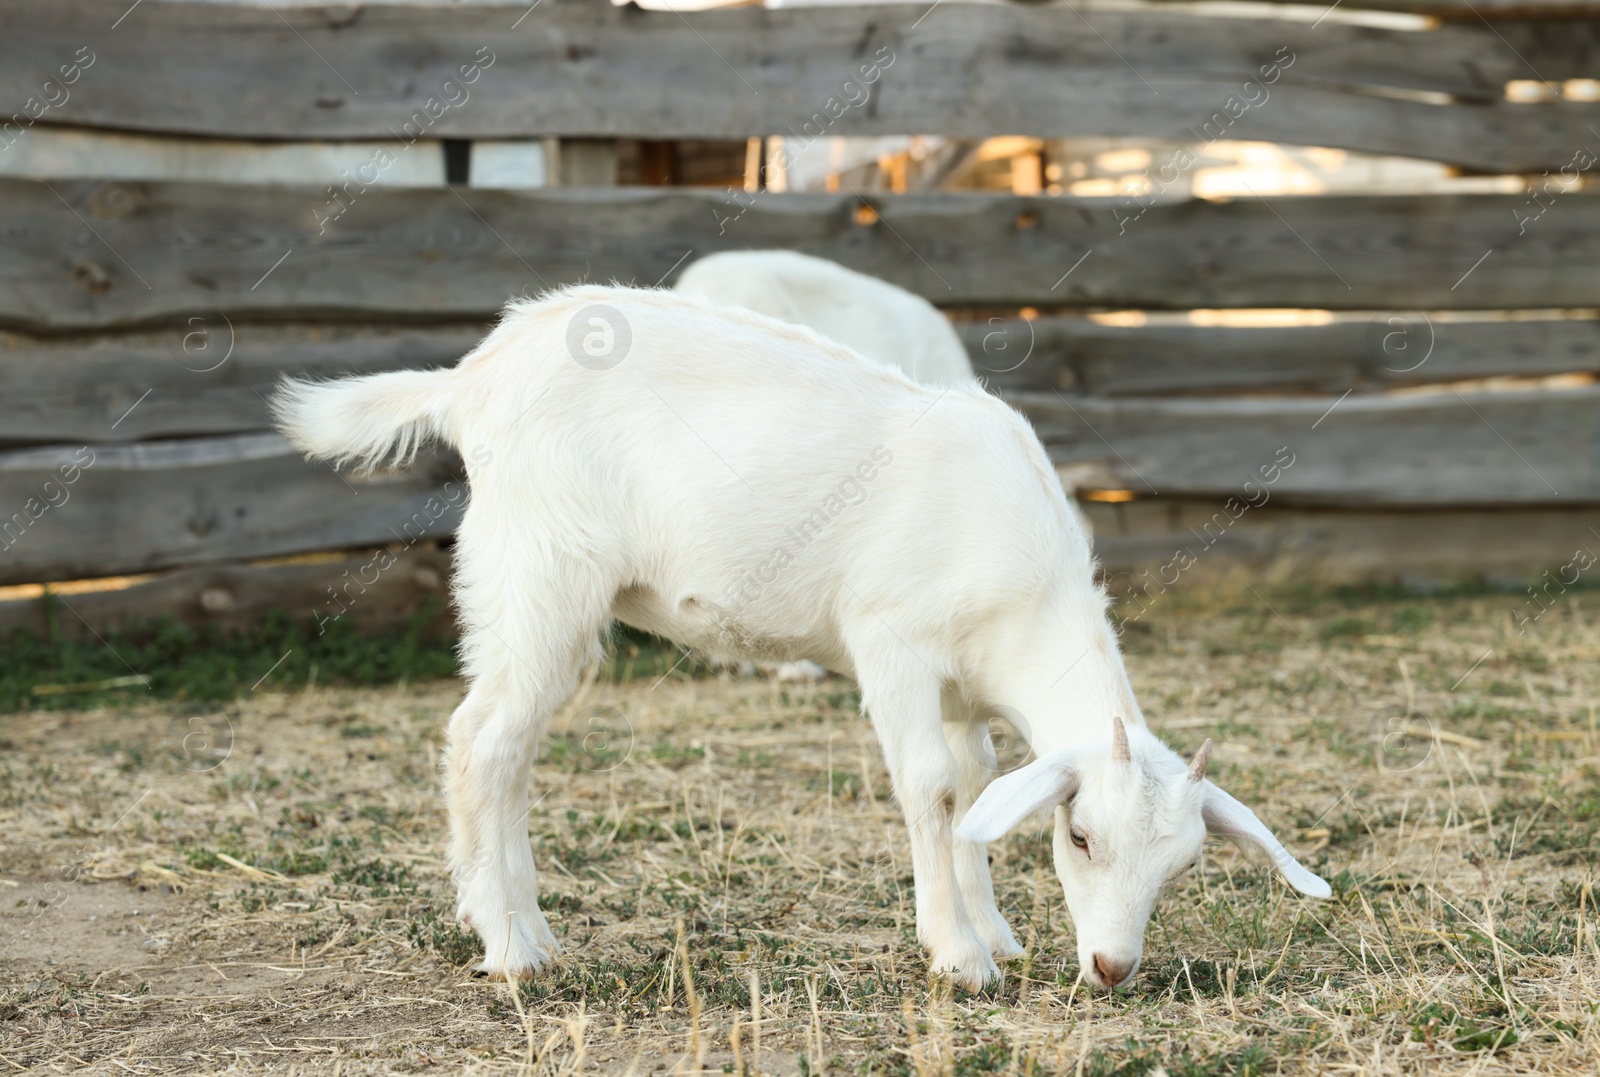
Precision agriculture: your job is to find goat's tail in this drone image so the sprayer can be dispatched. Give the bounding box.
[270,368,459,474]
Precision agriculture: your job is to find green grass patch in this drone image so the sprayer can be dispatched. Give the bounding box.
[2,601,457,712]
[0,605,732,713]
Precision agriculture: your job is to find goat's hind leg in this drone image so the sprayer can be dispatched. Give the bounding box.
[445,683,561,978]
[443,558,609,979]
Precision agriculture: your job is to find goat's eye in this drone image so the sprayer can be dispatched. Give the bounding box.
[1069,827,1089,852]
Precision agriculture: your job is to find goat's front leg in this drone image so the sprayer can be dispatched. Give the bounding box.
[943,701,1024,961]
[856,649,999,991]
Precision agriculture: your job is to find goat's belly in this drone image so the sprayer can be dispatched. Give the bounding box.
[609,584,843,668]
[609,585,728,653]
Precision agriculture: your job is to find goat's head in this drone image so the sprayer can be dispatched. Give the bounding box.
[956,717,1329,989]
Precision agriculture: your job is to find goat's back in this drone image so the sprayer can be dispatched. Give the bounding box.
[451,287,1074,620]
[674,250,974,387]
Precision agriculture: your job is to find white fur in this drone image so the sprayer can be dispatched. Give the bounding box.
[272,285,1326,992]
[675,250,974,387]
[677,250,969,686]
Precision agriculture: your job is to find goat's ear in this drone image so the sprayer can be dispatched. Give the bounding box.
[955,750,1081,844]
[1201,781,1332,899]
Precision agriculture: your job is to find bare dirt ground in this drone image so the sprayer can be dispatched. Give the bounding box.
[1,588,1596,1075]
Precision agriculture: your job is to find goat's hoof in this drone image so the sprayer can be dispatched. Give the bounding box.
[985,927,1026,962]
[472,961,545,982]
[966,911,1024,961]
[929,942,1003,993]
[993,940,1026,962]
[472,944,556,981]
[458,901,559,979]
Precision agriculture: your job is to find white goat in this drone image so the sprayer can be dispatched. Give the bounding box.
[272,286,1328,991]
[675,249,974,387]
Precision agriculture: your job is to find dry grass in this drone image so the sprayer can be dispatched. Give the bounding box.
[1,586,1597,1075]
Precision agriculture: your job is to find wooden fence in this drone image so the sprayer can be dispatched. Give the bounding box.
[2,0,1599,635]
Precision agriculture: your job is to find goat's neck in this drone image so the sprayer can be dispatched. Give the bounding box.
[982,606,1142,758]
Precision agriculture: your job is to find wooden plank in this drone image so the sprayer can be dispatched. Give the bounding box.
[0,435,467,586]
[5,500,1585,643]
[0,127,448,187]
[0,324,483,444]
[1082,498,1600,593]
[1284,1,1600,17]
[1020,385,1600,506]
[3,2,1597,169]
[966,315,1600,395]
[4,180,1600,329]
[0,384,1593,587]
[5,316,1597,446]
[0,546,455,640]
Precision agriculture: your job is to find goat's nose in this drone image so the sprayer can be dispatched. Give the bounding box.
[1091,953,1134,987]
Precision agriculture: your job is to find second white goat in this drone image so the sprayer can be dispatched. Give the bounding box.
[675,249,974,387]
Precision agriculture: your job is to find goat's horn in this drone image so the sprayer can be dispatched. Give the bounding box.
[1111,716,1131,763]
[1188,738,1213,783]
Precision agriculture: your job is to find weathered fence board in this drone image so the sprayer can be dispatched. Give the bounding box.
[0,435,466,586]
[1281,1,1600,16]
[5,180,1598,329]
[5,316,1597,444]
[0,546,455,640]
[968,316,1600,395]
[1023,386,1599,506]
[0,385,1591,585]
[0,324,481,444]
[1085,499,1600,592]
[3,2,1597,169]
[5,497,1593,640]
